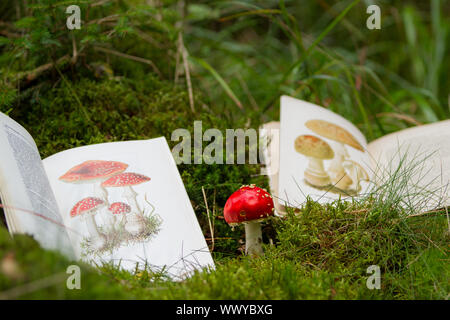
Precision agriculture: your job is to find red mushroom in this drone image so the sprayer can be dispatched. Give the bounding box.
[71,197,107,250]
[108,202,131,227]
[223,184,274,257]
[102,172,151,236]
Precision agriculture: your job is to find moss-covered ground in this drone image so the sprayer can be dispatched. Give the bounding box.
[0,0,448,299]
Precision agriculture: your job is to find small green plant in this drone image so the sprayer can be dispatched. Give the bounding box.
[80,213,162,257]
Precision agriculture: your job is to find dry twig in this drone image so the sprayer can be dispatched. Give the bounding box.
[178,33,195,113]
[93,46,162,78]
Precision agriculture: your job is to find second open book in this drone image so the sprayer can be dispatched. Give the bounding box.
[262,96,450,215]
[0,112,214,279]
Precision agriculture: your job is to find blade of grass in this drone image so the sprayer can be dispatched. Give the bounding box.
[192,57,243,110]
[279,0,305,55]
[281,0,360,84]
[264,0,360,110]
[219,9,282,22]
[344,67,373,139]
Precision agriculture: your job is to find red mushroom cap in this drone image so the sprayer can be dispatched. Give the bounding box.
[108,202,131,215]
[101,172,150,188]
[70,197,105,217]
[59,160,128,183]
[223,185,274,226]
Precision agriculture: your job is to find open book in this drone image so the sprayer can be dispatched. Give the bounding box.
[0,112,214,279]
[262,96,450,215]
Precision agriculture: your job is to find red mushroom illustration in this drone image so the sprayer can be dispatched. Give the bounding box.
[101,172,151,236]
[70,197,107,250]
[59,160,128,202]
[108,202,131,228]
[223,185,274,257]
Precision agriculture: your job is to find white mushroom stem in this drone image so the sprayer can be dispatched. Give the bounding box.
[93,183,109,204]
[100,185,109,204]
[304,156,331,187]
[116,214,126,226]
[327,142,355,190]
[93,184,116,227]
[102,213,116,231]
[245,221,263,257]
[328,153,347,184]
[85,212,106,250]
[336,142,349,158]
[343,161,368,192]
[123,186,143,216]
[92,183,112,219]
[306,157,327,176]
[328,143,348,175]
[112,214,127,231]
[328,156,346,180]
[345,166,359,190]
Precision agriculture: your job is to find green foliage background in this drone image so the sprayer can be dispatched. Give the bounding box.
[0,0,448,299]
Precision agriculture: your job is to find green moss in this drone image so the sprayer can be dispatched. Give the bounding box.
[1,200,447,299]
[0,227,132,299]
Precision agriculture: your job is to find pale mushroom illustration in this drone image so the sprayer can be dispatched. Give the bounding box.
[327,145,353,190]
[70,197,107,251]
[305,120,364,189]
[294,135,334,187]
[108,202,131,228]
[101,172,151,236]
[59,160,128,202]
[342,160,369,192]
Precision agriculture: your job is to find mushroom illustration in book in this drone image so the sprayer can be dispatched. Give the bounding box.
[101,172,153,236]
[294,120,369,194]
[59,160,129,200]
[60,161,162,255]
[70,197,107,250]
[294,135,334,187]
[108,202,131,228]
[342,160,369,192]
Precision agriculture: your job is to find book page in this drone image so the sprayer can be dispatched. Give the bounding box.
[42,137,215,279]
[368,120,450,212]
[278,96,372,208]
[260,121,286,215]
[0,112,74,258]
